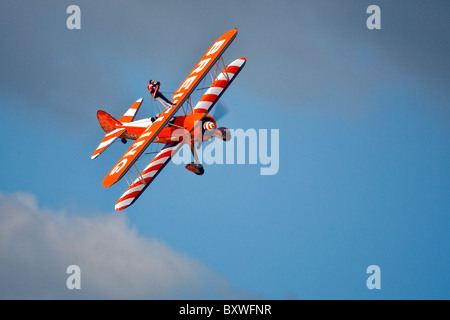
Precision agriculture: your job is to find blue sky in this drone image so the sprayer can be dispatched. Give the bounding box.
[1,0,449,299]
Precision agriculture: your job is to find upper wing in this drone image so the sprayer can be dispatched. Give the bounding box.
[114,142,183,210]
[102,121,161,187]
[170,28,238,106]
[102,28,238,188]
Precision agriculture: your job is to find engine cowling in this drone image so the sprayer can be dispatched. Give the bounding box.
[201,115,217,140]
[203,120,216,131]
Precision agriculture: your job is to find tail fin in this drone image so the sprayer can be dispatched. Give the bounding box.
[97,110,123,134]
[91,98,143,160]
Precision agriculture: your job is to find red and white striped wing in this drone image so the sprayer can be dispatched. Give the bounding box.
[193,57,246,114]
[115,143,183,211]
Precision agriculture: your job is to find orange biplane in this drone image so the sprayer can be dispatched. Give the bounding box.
[91,29,246,210]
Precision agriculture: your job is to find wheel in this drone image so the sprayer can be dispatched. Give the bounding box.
[185,162,204,175]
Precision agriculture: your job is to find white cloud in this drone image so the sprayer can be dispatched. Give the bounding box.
[0,191,243,299]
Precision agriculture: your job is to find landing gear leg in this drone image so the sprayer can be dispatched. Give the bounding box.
[185,143,204,175]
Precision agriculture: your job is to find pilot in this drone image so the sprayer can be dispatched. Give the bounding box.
[147,80,175,106]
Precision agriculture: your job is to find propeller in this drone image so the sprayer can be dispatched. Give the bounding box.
[212,100,229,121]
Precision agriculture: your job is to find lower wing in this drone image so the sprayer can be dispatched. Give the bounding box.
[114,142,183,210]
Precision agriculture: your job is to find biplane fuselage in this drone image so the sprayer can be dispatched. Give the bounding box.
[101,111,218,145]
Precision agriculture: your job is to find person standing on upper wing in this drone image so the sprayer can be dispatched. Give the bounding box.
[147,80,176,106]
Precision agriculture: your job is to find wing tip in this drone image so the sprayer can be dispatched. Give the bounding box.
[115,205,126,211]
[102,181,113,188]
[115,199,133,211]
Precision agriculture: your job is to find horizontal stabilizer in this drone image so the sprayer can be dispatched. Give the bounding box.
[119,98,143,123]
[91,128,126,159]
